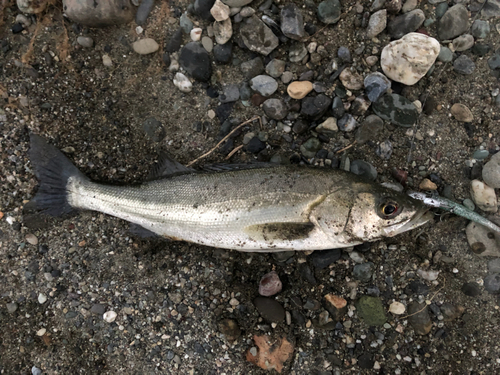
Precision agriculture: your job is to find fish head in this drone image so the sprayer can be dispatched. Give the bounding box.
[343,189,433,242]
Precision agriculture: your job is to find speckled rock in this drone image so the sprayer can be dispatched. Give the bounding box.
[466,220,500,257]
[450,103,473,122]
[366,9,387,38]
[438,5,469,40]
[482,152,500,188]
[317,0,341,24]
[280,3,305,40]
[339,68,364,90]
[364,72,391,102]
[372,94,418,127]
[470,180,498,212]
[387,9,425,39]
[355,296,386,326]
[240,16,279,56]
[63,0,134,27]
[250,75,278,97]
[263,99,288,120]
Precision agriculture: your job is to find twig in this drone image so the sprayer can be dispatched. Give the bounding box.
[187,116,259,167]
[225,144,243,160]
[335,140,357,154]
[400,280,445,319]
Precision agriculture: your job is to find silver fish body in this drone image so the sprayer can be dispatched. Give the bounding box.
[29,135,432,252]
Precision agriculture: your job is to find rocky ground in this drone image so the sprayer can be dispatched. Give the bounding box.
[1,0,500,374]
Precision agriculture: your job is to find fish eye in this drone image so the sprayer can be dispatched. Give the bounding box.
[378,199,401,219]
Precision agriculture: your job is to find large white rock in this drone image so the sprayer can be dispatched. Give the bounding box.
[381,32,440,86]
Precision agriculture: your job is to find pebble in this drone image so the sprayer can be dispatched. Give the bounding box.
[25,233,38,245]
[355,296,386,326]
[417,269,439,281]
[437,46,453,62]
[408,302,432,334]
[201,36,214,52]
[337,114,358,132]
[38,293,47,304]
[211,0,230,21]
[263,98,288,120]
[435,2,448,18]
[289,43,308,63]
[259,271,282,296]
[372,93,418,127]
[31,367,42,375]
[142,117,164,142]
[179,42,212,82]
[90,304,106,315]
[389,301,406,315]
[350,160,377,181]
[482,152,500,188]
[103,311,117,323]
[309,249,341,269]
[218,319,241,341]
[381,33,440,86]
[402,0,418,12]
[356,115,383,144]
[339,68,363,90]
[331,96,345,119]
[287,81,313,99]
[441,303,464,321]
[173,73,192,93]
[253,297,285,322]
[466,221,500,257]
[180,12,193,33]
[12,23,24,34]
[7,302,18,313]
[484,274,500,294]
[241,57,264,79]
[17,0,47,13]
[324,294,347,321]
[471,20,490,39]
[300,137,322,158]
[366,9,387,38]
[317,0,341,24]
[489,259,500,273]
[250,75,278,97]
[315,117,338,136]
[364,72,391,102]
[353,262,374,282]
[165,28,182,53]
[193,0,216,19]
[337,46,351,63]
[102,54,112,67]
[452,34,474,52]
[36,328,46,337]
[63,0,134,27]
[470,180,497,212]
[438,5,469,40]
[281,71,294,84]
[462,282,481,297]
[190,28,203,41]
[246,137,266,154]
[223,0,252,6]
[136,0,154,25]
[419,178,437,190]
[281,3,305,40]
[450,103,473,122]
[299,263,317,284]
[386,0,402,14]
[240,16,279,56]
[463,198,475,211]
[220,84,239,103]
[387,9,425,39]
[300,94,332,120]
[213,42,232,63]
[15,14,31,28]
[132,38,159,55]
[214,18,232,44]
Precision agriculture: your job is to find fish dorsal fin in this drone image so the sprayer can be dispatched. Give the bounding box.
[201,162,280,172]
[147,152,194,180]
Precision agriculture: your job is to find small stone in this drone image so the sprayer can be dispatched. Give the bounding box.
[300,94,332,120]
[142,117,164,142]
[253,297,285,322]
[241,57,264,79]
[440,303,464,321]
[417,269,439,281]
[466,221,500,257]
[386,0,402,14]
[25,233,38,245]
[337,114,358,132]
[300,137,322,159]
[331,96,344,119]
[165,28,183,53]
[317,0,341,24]
[408,302,432,334]
[103,311,117,323]
[366,9,387,38]
[7,302,18,313]
[462,282,481,297]
[132,38,159,55]
[315,117,338,136]
[62,0,134,27]
[193,0,216,19]
[356,296,386,326]
[450,103,473,122]
[213,42,232,63]
[452,34,474,52]
[190,28,203,41]
[102,54,112,67]
[240,16,279,56]
[259,271,282,296]
[31,367,42,375]
[36,328,46,336]
[353,262,374,282]
[364,72,391,103]
[351,160,377,181]
[339,68,363,90]
[239,6,255,17]
[211,0,230,21]
[135,0,154,25]
[299,263,317,284]
[483,152,500,188]
[77,36,94,48]
[484,274,500,294]
[419,178,437,190]
[402,0,418,12]
[471,20,490,39]
[373,94,418,127]
[309,249,341,269]
[250,75,278,97]
[289,43,308,63]
[246,137,266,154]
[220,84,239,103]
[287,81,313,99]
[213,18,232,44]
[489,259,500,273]
[324,294,347,321]
[438,5,469,40]
[356,115,383,144]
[201,36,214,52]
[265,59,286,78]
[180,12,194,33]
[381,33,440,86]
[280,4,305,40]
[90,304,106,315]
[387,9,425,39]
[173,72,192,93]
[262,98,288,120]
[218,319,241,341]
[38,293,47,304]
[389,301,405,315]
[179,42,212,82]
[437,46,453,63]
[470,180,497,212]
[281,71,294,84]
[337,46,351,62]
[17,0,47,13]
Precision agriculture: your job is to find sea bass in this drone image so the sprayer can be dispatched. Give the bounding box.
[29,135,432,252]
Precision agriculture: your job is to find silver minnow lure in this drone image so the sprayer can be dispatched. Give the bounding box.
[29,135,433,252]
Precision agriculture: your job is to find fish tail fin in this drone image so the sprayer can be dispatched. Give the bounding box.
[29,134,87,216]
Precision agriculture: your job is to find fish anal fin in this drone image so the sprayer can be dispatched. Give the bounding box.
[244,222,315,242]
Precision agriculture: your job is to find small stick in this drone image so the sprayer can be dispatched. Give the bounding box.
[187,116,259,167]
[335,140,357,154]
[225,144,244,160]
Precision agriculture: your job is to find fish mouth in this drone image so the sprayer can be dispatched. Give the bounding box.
[383,207,433,237]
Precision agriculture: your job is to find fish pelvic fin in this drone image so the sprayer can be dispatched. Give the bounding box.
[29,134,88,216]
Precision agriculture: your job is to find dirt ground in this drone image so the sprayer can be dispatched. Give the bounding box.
[1,0,500,374]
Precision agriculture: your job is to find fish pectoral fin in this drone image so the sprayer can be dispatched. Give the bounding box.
[129,223,159,238]
[244,222,315,242]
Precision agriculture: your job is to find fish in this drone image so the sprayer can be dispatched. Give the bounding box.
[28,134,433,252]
